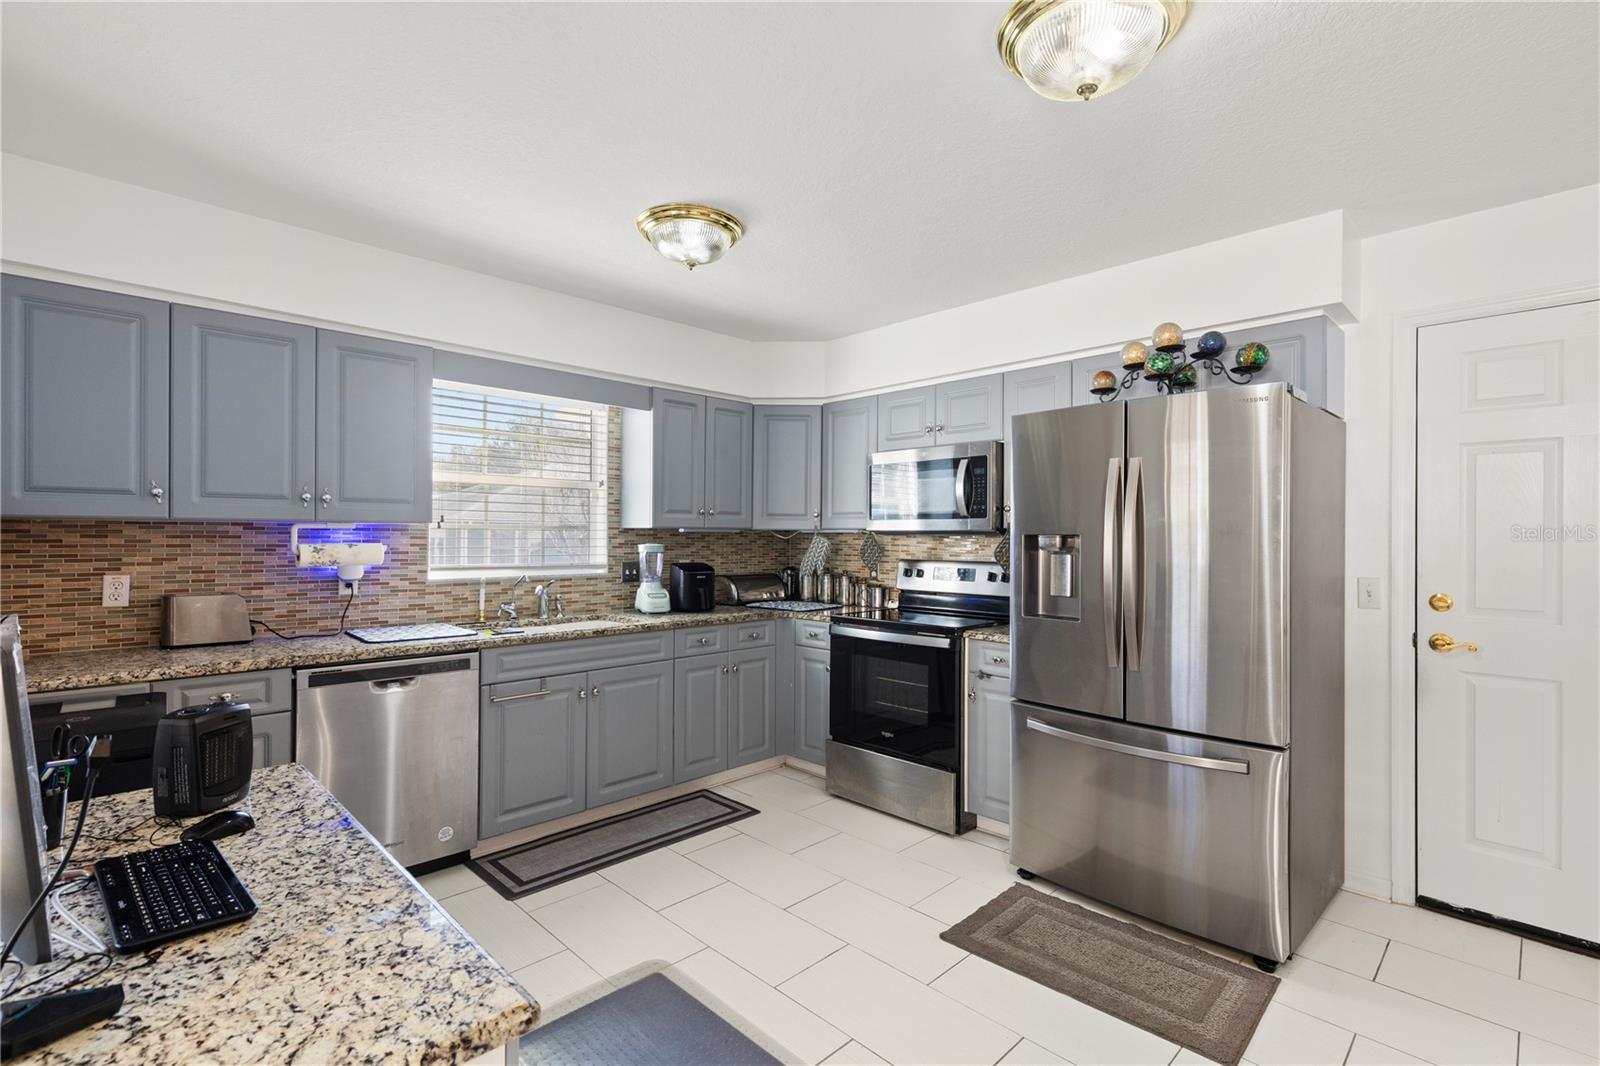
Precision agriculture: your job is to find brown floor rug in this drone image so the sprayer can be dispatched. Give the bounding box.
[940,885,1276,1066]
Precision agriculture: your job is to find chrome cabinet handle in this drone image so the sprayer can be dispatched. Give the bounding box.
[732,664,740,673]
[577,689,586,700]
[1121,456,1145,672]
[321,489,333,506]
[992,655,1008,665]
[1102,457,1122,669]
[590,686,600,696]
[968,689,975,701]
[489,688,552,703]
[825,665,831,673]
[935,424,945,433]
[745,632,760,640]
[924,425,934,435]
[697,507,706,516]
[300,489,313,507]
[976,670,992,681]
[1025,717,1249,774]
[721,665,729,674]
[149,480,164,502]
[709,509,717,516]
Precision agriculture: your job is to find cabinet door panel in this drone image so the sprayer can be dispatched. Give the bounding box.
[729,647,777,767]
[652,389,706,527]
[794,645,830,765]
[753,405,821,530]
[2,276,170,517]
[935,375,1004,443]
[966,668,1012,823]
[674,656,729,782]
[820,398,877,530]
[153,669,293,715]
[480,673,587,836]
[704,398,753,528]
[1002,363,1073,438]
[172,306,315,519]
[586,660,674,807]
[315,330,433,522]
[877,386,937,450]
[251,710,294,770]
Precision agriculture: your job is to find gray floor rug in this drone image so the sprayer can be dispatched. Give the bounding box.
[520,965,792,1066]
[472,790,757,900]
[940,885,1277,1066]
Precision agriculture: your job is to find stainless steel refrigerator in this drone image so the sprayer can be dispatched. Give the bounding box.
[1008,382,1344,967]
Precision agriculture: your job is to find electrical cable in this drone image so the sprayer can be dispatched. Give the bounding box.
[248,579,359,640]
[0,765,99,993]
[47,888,104,955]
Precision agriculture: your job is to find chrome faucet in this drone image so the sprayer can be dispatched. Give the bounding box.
[497,575,530,626]
[533,580,559,622]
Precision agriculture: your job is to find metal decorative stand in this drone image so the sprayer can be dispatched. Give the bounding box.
[1092,325,1270,402]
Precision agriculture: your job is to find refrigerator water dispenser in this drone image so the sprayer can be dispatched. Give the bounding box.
[1022,534,1081,621]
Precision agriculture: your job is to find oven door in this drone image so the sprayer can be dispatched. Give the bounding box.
[828,624,959,771]
[868,442,1001,533]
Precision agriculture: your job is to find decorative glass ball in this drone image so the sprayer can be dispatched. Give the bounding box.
[1196,330,1227,357]
[1090,369,1119,394]
[1144,351,1176,377]
[1120,340,1149,369]
[1171,364,1198,390]
[1235,341,1270,371]
[1151,322,1185,352]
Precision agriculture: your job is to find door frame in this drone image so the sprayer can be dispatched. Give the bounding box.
[1387,281,1598,906]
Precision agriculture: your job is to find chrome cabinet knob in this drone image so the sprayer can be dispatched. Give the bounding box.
[591,686,600,696]
[577,689,586,700]
[697,507,706,516]
[732,664,739,673]
[968,690,975,701]
[924,425,934,435]
[721,665,729,674]
[321,489,333,506]
[300,489,313,507]
[149,480,164,501]
[935,424,945,432]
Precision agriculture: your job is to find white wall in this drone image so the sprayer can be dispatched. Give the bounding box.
[1340,184,1599,899]
[0,154,817,400]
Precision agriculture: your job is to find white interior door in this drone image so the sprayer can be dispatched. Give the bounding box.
[1416,300,1598,942]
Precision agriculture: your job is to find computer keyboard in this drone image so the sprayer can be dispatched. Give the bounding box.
[94,839,257,953]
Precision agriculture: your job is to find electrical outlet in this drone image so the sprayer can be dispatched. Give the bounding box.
[102,574,131,608]
[621,561,640,583]
[1357,577,1382,610]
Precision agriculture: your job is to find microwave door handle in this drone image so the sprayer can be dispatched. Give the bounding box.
[953,458,971,518]
[1122,457,1144,671]
[1103,457,1122,668]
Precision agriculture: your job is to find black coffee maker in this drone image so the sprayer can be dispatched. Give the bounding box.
[668,562,716,612]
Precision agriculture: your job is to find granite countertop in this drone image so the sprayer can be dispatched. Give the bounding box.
[967,625,1010,643]
[25,605,840,693]
[9,764,537,1066]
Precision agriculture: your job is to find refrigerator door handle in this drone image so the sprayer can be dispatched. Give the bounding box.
[1102,457,1122,668]
[1122,456,1145,671]
[1024,717,1250,774]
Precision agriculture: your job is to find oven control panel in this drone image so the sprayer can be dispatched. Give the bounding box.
[897,560,1009,595]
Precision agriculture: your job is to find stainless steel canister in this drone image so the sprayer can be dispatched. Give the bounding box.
[837,574,854,605]
[800,571,816,601]
[867,584,886,608]
[818,571,834,603]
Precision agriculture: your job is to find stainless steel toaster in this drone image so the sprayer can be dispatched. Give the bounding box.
[161,593,253,648]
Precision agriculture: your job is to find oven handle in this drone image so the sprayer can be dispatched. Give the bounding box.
[1024,717,1249,774]
[828,624,955,649]
[954,458,971,519]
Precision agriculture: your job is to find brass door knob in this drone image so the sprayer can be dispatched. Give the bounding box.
[1428,593,1453,612]
[1428,633,1478,654]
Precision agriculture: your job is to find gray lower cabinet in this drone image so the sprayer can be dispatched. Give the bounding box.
[935,375,1005,443]
[965,664,1012,823]
[752,405,821,530]
[251,711,294,770]
[314,329,433,523]
[704,397,754,528]
[152,668,293,715]
[1002,363,1074,436]
[2,275,171,518]
[877,386,937,449]
[820,397,877,530]
[586,660,675,807]
[479,673,587,837]
[170,306,317,519]
[674,655,729,782]
[728,647,777,767]
[793,644,831,765]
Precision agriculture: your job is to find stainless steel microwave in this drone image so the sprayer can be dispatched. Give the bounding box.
[868,441,1003,533]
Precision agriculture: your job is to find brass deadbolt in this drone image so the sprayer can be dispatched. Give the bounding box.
[1428,593,1453,612]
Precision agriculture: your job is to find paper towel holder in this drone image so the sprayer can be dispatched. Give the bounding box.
[288,523,387,587]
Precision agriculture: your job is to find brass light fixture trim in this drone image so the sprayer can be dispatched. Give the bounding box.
[634,203,745,270]
[997,0,1189,102]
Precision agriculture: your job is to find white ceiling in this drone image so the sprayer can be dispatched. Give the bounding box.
[3,2,1596,342]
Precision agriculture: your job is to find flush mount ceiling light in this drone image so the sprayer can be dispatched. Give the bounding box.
[998,0,1188,102]
[635,203,745,270]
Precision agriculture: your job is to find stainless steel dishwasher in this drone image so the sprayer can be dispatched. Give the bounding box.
[295,653,479,867]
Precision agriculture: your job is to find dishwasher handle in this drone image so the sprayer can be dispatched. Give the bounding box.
[302,656,474,689]
[370,677,420,694]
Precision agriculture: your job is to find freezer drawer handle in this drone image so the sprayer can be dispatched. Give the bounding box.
[1024,717,1249,774]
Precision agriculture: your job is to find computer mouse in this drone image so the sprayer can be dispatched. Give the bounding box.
[181,809,255,842]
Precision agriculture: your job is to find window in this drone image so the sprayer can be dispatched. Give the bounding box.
[429,381,608,578]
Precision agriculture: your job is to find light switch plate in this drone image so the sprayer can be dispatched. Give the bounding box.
[102,574,131,607]
[1356,577,1382,610]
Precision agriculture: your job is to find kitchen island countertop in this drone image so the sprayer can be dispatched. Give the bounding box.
[24,605,839,693]
[9,763,537,1066]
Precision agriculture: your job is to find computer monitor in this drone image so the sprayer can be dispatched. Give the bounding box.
[1,614,53,964]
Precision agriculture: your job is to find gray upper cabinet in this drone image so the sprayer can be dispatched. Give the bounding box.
[729,646,777,768]
[1002,363,1074,437]
[820,397,877,531]
[315,330,433,523]
[586,659,674,807]
[876,386,937,450]
[654,390,706,526]
[752,405,821,530]
[794,644,830,765]
[2,275,170,518]
[171,306,316,520]
[674,655,729,782]
[934,375,1004,443]
[480,673,588,836]
[703,398,753,528]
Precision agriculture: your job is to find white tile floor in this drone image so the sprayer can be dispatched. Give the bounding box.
[420,768,1600,1066]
